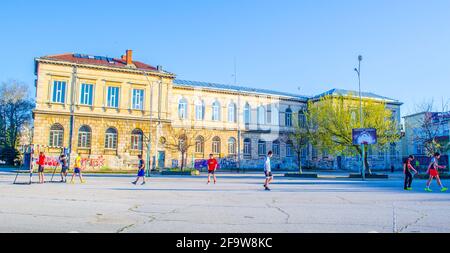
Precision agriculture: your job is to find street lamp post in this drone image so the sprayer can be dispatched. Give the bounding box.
[354,55,365,180]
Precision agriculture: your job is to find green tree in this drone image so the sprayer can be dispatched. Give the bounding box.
[307,95,400,174]
[287,110,314,174]
[0,80,34,165]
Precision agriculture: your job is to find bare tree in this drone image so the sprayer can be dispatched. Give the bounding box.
[165,126,211,171]
[407,100,449,157]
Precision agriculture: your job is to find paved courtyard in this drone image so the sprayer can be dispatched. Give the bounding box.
[0,170,449,233]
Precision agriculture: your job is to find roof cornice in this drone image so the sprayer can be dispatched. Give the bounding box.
[36,57,176,78]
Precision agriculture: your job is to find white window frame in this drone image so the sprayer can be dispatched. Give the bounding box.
[52,81,66,104]
[80,83,94,106]
[212,101,221,121]
[132,89,144,110]
[107,86,120,108]
[178,98,188,120]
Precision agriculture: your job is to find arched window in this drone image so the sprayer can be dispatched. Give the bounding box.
[285,107,293,127]
[228,137,236,155]
[258,140,266,156]
[195,136,204,154]
[228,102,236,123]
[78,125,91,148]
[195,100,205,121]
[272,140,280,156]
[131,129,143,151]
[178,98,188,120]
[286,140,293,157]
[49,124,64,147]
[212,101,221,121]
[298,110,306,128]
[266,104,272,124]
[212,136,221,154]
[257,106,265,125]
[105,127,118,149]
[244,103,251,124]
[243,138,251,156]
[272,106,279,126]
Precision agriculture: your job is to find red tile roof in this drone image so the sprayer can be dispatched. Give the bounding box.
[40,53,158,72]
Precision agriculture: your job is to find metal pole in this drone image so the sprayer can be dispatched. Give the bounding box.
[356,55,365,180]
[234,58,241,173]
[141,71,154,177]
[68,66,77,168]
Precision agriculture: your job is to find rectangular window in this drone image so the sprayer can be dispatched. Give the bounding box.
[80,83,94,105]
[286,144,293,157]
[107,86,120,108]
[272,143,280,156]
[132,89,144,110]
[52,81,66,103]
[258,142,266,156]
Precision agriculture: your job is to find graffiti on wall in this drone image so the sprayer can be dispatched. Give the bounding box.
[194,158,237,170]
[80,155,106,170]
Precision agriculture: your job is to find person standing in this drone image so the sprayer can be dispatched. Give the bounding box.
[37,151,46,184]
[70,153,85,184]
[132,154,146,185]
[425,152,448,192]
[403,155,417,191]
[207,154,218,184]
[59,152,69,183]
[263,151,273,191]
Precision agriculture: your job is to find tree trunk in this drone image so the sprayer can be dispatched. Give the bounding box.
[364,145,372,174]
[298,152,303,174]
[180,152,185,171]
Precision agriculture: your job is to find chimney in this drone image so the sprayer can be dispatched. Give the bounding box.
[157,65,163,71]
[121,55,126,61]
[126,50,133,65]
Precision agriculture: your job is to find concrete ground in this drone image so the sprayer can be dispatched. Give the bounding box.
[0,170,449,233]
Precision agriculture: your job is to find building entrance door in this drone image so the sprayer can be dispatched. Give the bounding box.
[157,151,165,169]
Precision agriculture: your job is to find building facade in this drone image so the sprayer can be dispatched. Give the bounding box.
[402,111,450,167]
[32,50,402,171]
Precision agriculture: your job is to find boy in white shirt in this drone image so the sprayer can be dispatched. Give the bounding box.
[264,151,273,191]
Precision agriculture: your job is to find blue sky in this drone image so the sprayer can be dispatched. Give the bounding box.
[1,0,449,115]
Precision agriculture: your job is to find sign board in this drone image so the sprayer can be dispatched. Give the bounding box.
[352,128,377,145]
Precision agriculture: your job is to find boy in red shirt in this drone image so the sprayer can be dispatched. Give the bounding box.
[37,151,46,184]
[207,154,218,184]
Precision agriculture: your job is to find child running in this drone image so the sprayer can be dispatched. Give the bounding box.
[132,154,146,185]
[263,151,273,191]
[37,151,46,184]
[59,152,69,183]
[425,152,448,192]
[70,153,85,184]
[403,155,417,191]
[207,154,218,184]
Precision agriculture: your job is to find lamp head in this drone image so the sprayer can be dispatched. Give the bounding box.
[358,55,363,61]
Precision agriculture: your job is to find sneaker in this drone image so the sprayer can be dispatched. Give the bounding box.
[81,180,86,184]
[441,187,448,192]
[207,182,210,185]
[132,181,137,185]
[425,188,432,192]
[141,182,146,185]
[407,187,413,191]
[214,181,216,184]
[265,187,271,191]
